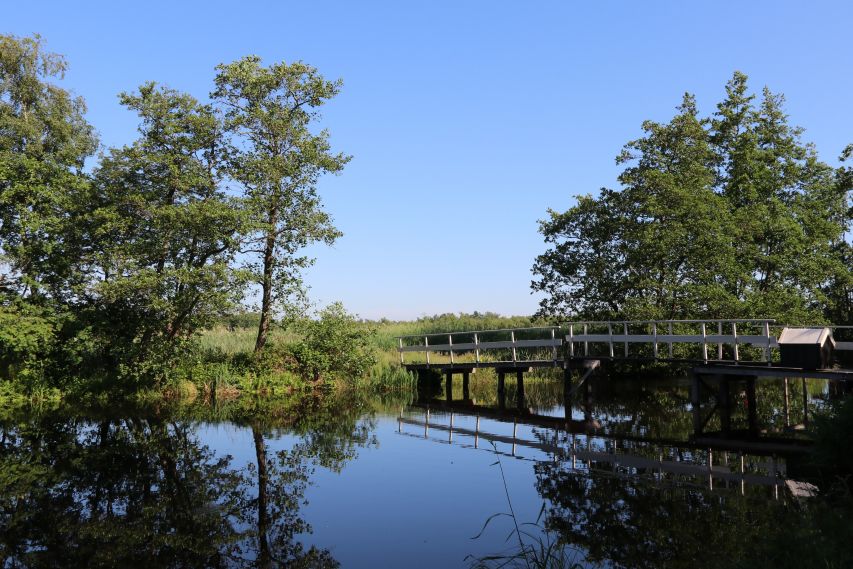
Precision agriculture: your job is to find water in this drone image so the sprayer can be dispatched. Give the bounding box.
[0,374,845,568]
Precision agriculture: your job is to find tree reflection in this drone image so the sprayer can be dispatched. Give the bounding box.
[0,398,373,568]
[532,437,853,569]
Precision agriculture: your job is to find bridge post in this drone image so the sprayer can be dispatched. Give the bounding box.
[746,376,757,434]
[691,371,702,434]
[718,376,731,434]
[563,367,572,421]
[497,371,506,410]
[445,371,453,402]
[516,370,525,410]
[462,371,470,401]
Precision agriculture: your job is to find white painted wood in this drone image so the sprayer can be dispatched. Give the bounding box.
[653,322,658,358]
[394,319,848,366]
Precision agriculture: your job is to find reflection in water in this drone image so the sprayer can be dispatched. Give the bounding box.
[411,372,852,568]
[0,374,850,568]
[0,396,374,568]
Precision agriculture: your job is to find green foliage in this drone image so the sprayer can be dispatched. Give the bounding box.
[0,304,55,377]
[811,395,853,494]
[1,35,359,394]
[534,72,851,323]
[286,303,377,383]
[86,82,251,374]
[0,34,97,302]
[212,56,349,352]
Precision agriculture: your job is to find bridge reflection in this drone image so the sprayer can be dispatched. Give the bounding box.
[401,380,817,497]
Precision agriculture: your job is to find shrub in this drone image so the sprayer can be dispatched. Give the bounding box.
[287,303,376,383]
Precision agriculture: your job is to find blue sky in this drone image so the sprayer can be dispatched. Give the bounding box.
[6,1,852,319]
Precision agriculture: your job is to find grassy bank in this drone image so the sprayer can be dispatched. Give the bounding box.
[190,312,546,401]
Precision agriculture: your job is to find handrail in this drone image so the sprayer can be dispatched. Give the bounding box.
[396,325,559,339]
[563,319,776,325]
[396,319,851,366]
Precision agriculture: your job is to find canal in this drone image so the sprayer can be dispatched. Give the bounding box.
[1,373,850,568]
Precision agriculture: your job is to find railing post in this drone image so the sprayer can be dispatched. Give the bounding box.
[474,332,480,364]
[551,327,558,362]
[623,323,629,358]
[583,324,589,356]
[511,330,517,362]
[569,324,575,358]
[425,335,430,365]
[763,321,771,363]
[668,322,673,359]
[717,322,723,361]
[733,323,739,363]
[608,323,614,358]
[653,322,658,359]
[449,334,454,365]
[701,323,708,363]
[399,337,404,364]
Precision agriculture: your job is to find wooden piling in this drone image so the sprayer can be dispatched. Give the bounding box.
[516,370,525,409]
[746,376,758,434]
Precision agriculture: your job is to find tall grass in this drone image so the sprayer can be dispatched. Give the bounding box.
[195,313,543,393]
[467,442,588,569]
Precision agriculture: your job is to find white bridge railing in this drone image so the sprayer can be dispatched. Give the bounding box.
[397,320,853,366]
[566,319,776,364]
[397,326,562,365]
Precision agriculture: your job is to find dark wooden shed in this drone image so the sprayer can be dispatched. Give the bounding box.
[777,327,835,369]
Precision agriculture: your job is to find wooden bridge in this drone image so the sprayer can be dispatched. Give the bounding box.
[397,318,853,374]
[397,319,853,439]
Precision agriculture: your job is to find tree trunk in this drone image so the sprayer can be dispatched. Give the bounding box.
[254,223,277,353]
[253,426,271,568]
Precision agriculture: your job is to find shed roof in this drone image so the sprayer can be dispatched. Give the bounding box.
[778,327,834,346]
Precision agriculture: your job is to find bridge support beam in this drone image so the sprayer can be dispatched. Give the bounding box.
[445,371,453,402]
[462,372,470,401]
[497,372,506,410]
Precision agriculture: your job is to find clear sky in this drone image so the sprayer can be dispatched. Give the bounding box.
[6,1,852,320]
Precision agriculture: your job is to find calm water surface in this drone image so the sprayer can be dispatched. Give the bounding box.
[1,373,839,568]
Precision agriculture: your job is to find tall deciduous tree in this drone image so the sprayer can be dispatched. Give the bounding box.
[0,34,96,303]
[212,57,349,353]
[533,73,850,323]
[90,84,249,368]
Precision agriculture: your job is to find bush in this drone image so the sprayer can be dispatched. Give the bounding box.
[287,303,376,383]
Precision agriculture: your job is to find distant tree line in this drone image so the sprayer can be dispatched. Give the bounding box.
[0,34,347,384]
[533,72,852,324]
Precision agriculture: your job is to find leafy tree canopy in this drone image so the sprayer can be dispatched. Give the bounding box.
[533,72,851,324]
